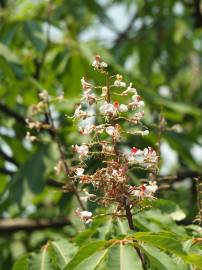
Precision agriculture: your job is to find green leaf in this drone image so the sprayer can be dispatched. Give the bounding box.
[24,21,45,52]
[29,246,55,270]
[9,145,49,204]
[183,254,202,269]
[72,249,108,270]
[49,239,77,269]
[133,232,185,255]
[107,243,143,270]
[140,244,183,270]
[64,241,106,270]
[75,217,107,245]
[149,199,178,214]
[12,255,29,270]
[0,42,20,63]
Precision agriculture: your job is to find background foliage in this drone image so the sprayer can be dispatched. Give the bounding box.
[0,0,202,269]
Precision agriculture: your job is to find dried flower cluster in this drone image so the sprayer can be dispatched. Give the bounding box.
[71,55,159,223]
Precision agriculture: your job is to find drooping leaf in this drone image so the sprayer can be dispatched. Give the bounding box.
[133,231,185,255]
[71,249,108,270]
[140,243,184,270]
[29,245,55,270]
[107,243,143,270]
[64,241,106,270]
[49,239,77,269]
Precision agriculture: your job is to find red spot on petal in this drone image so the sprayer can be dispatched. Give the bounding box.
[136,95,141,101]
[115,123,120,129]
[140,185,146,192]
[114,101,119,108]
[131,147,138,154]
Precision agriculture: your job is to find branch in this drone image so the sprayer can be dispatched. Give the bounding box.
[158,170,202,182]
[46,178,65,188]
[0,167,14,175]
[0,102,26,125]
[193,0,202,28]
[114,11,138,47]
[0,217,71,232]
[0,149,19,167]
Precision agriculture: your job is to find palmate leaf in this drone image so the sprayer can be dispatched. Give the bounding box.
[49,239,78,269]
[29,245,55,270]
[107,243,143,270]
[133,232,202,269]
[70,249,108,270]
[64,239,144,270]
[139,243,185,270]
[64,241,106,270]
[75,218,106,246]
[133,231,185,255]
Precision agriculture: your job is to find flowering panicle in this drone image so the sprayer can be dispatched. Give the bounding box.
[71,55,159,223]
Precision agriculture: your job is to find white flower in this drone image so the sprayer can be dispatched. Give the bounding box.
[92,55,108,70]
[81,77,92,90]
[74,144,89,158]
[145,181,158,193]
[38,90,48,101]
[100,61,108,68]
[131,111,144,122]
[122,83,137,95]
[114,80,126,87]
[80,125,95,135]
[75,168,85,177]
[126,147,144,163]
[76,208,93,224]
[83,91,96,105]
[131,189,141,197]
[127,83,137,93]
[119,104,128,112]
[142,130,149,136]
[106,126,115,136]
[99,102,114,114]
[74,105,91,120]
[105,124,120,139]
[133,130,149,136]
[25,132,37,142]
[131,95,144,107]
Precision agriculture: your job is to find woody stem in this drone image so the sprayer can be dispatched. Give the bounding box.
[46,101,85,211]
[124,202,147,270]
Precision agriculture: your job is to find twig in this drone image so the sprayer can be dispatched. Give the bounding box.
[124,201,147,270]
[0,102,26,124]
[0,167,15,175]
[0,149,19,167]
[0,217,71,232]
[114,11,138,47]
